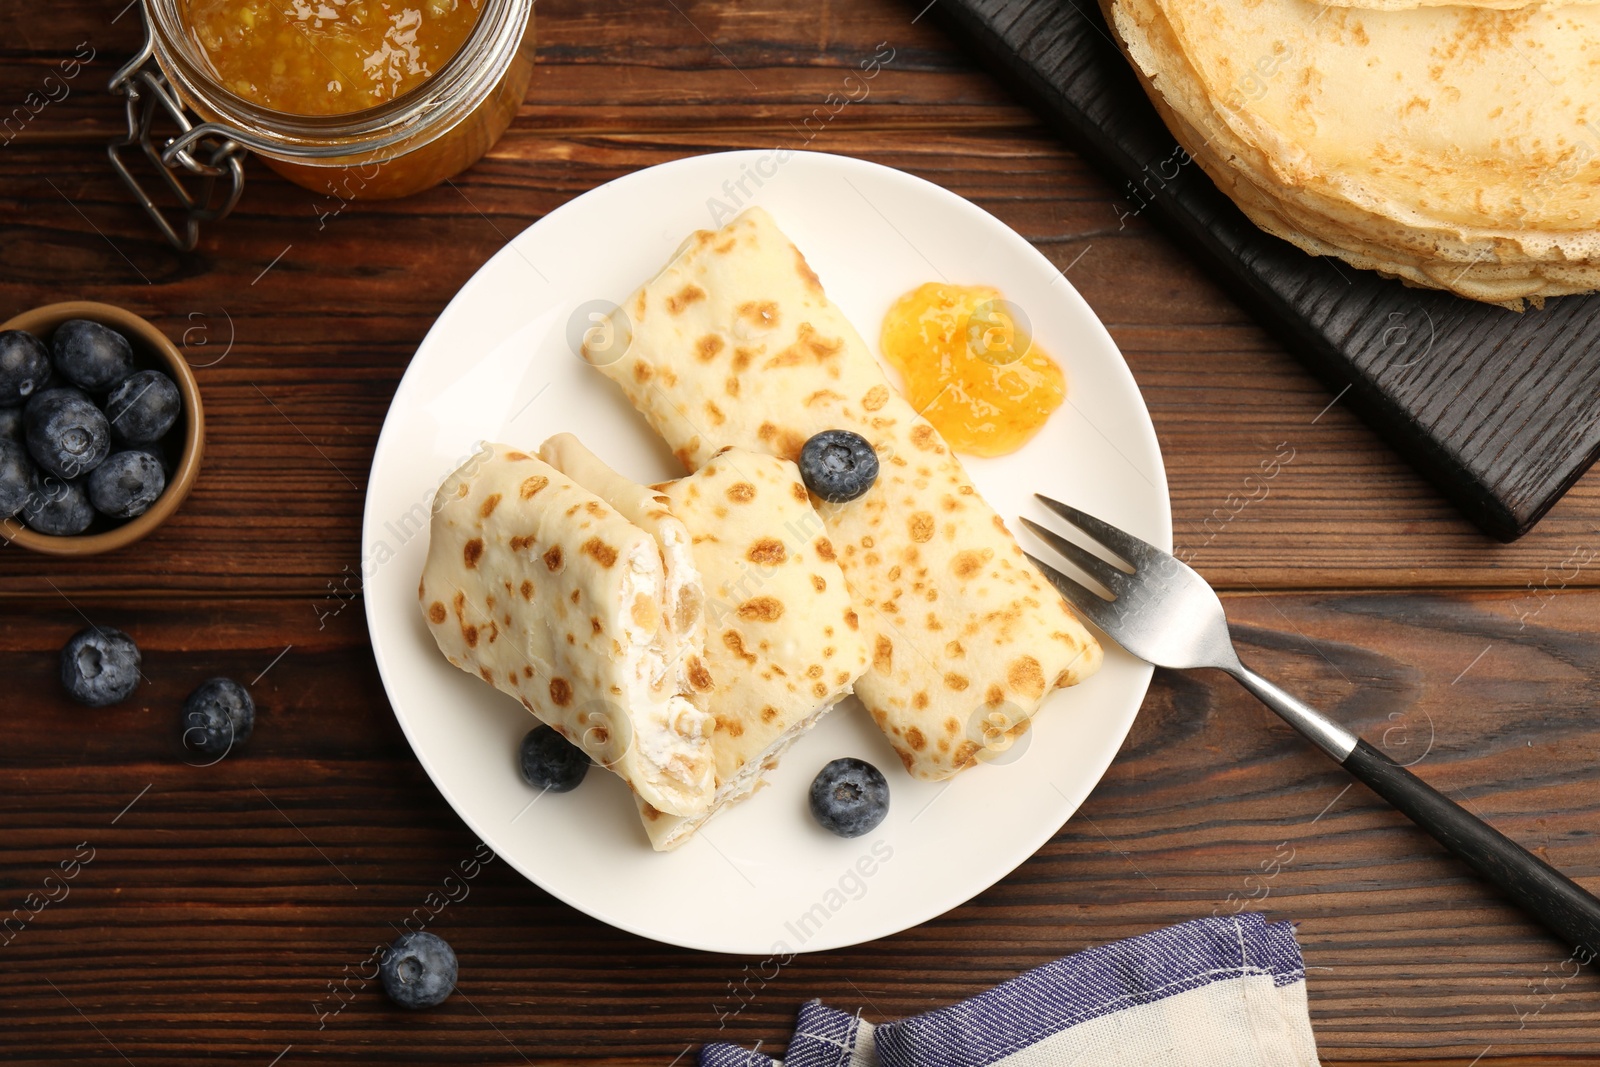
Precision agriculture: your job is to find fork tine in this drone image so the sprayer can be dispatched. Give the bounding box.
[1023,551,1118,633]
[1019,517,1128,593]
[1034,494,1164,568]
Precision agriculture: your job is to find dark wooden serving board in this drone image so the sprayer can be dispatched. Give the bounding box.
[935,0,1600,541]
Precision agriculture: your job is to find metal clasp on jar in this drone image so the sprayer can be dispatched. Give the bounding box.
[107,12,245,251]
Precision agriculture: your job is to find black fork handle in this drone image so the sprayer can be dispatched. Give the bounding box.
[1342,738,1600,964]
[1233,662,1600,961]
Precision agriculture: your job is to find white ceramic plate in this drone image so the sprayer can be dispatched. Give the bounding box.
[363,150,1170,955]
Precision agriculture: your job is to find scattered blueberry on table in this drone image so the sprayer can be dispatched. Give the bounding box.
[59,626,142,707]
[51,319,135,393]
[518,724,590,792]
[88,451,168,520]
[799,429,880,503]
[809,757,890,838]
[380,931,458,1010]
[0,319,185,537]
[181,678,256,757]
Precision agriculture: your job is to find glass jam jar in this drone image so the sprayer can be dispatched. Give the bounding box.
[109,0,534,248]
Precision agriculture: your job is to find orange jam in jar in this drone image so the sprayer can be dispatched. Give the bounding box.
[183,0,483,116]
[880,282,1066,458]
[139,0,534,204]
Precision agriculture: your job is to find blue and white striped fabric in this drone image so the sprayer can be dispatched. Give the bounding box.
[700,914,1319,1067]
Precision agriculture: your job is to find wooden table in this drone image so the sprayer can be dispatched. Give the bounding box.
[4,2,1598,1063]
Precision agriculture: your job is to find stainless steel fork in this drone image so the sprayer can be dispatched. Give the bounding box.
[1023,494,1600,961]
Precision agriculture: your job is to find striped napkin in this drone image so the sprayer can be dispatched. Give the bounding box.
[700,913,1319,1067]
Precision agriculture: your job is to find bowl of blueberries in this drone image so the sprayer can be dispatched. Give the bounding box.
[0,301,203,555]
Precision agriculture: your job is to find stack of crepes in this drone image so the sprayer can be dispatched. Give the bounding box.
[1106,0,1600,307]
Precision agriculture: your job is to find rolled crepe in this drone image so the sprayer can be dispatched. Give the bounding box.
[586,207,1103,780]
[635,448,871,850]
[537,433,709,697]
[418,442,714,817]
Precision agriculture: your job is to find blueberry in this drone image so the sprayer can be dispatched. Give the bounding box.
[51,319,135,393]
[0,405,23,441]
[0,439,32,518]
[181,678,256,757]
[60,626,142,707]
[798,430,879,504]
[24,388,110,479]
[88,451,167,520]
[21,470,95,535]
[105,370,181,446]
[518,724,589,792]
[0,330,51,406]
[380,931,457,1010]
[808,757,890,838]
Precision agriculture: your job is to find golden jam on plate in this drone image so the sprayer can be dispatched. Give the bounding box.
[184,0,483,115]
[879,282,1065,458]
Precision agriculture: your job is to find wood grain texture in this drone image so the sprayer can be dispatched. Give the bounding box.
[938,0,1600,540]
[3,1,1600,1063]
[2,130,1598,596]
[2,592,1599,1062]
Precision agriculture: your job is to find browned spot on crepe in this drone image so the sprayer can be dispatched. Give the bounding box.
[503,451,531,461]
[667,284,706,313]
[1008,655,1046,699]
[944,672,970,691]
[985,684,1006,707]
[428,601,447,624]
[794,247,824,293]
[760,705,779,724]
[747,538,786,565]
[810,573,826,592]
[737,300,779,328]
[548,678,573,706]
[477,493,502,520]
[520,579,534,600]
[791,481,809,503]
[463,623,479,648]
[911,424,939,452]
[509,534,534,552]
[633,361,654,384]
[737,596,784,622]
[909,511,934,543]
[697,334,725,361]
[913,691,930,710]
[726,482,756,503]
[688,657,713,692]
[519,475,548,499]
[814,536,836,561]
[590,616,604,636]
[723,629,758,664]
[733,348,754,372]
[906,726,927,751]
[581,537,618,568]
[705,401,726,426]
[952,549,991,580]
[543,545,563,571]
[873,634,893,671]
[953,740,979,766]
[844,608,859,630]
[716,714,746,738]
[462,539,484,568]
[862,385,890,411]
[725,376,741,398]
